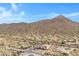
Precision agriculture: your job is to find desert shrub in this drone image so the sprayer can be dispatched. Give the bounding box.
[0,43,4,46]
[16,51,21,55]
[12,51,17,56]
[62,53,69,56]
[0,35,4,38]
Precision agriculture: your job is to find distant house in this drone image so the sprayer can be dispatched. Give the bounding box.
[67,39,76,43]
[34,44,51,50]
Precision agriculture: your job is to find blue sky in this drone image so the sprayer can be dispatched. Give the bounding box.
[0,3,79,23]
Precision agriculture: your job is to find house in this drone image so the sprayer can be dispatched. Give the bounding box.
[34,44,51,50]
[67,39,76,43]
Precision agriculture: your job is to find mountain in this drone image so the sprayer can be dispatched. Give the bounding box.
[0,22,30,34]
[29,15,79,35]
[0,15,78,35]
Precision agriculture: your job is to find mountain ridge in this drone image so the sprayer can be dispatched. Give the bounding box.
[0,15,78,34]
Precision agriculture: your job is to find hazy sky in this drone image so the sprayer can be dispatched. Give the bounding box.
[0,3,79,23]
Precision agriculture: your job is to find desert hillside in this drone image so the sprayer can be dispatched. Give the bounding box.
[0,15,79,56]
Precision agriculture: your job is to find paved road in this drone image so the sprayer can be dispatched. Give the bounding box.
[19,47,42,56]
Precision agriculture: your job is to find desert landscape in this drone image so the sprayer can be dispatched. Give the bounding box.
[0,15,79,56]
